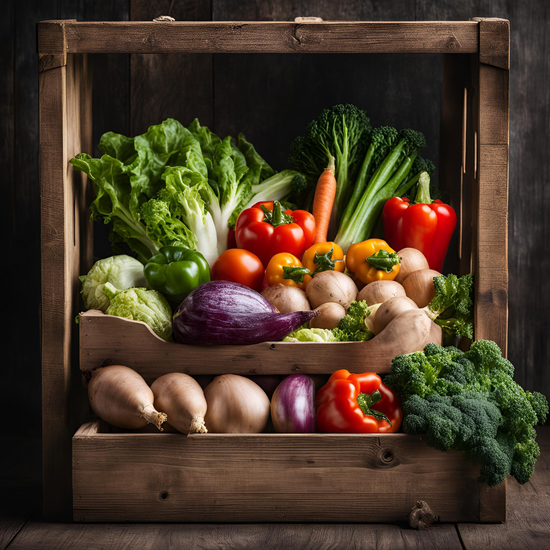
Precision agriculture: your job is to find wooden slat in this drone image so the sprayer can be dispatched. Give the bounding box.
[40,54,93,521]
[473,18,510,70]
[79,309,437,380]
[72,420,488,523]
[37,20,480,55]
[473,54,509,354]
[6,522,463,550]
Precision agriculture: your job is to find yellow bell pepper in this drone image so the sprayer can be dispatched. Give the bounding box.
[345,238,401,284]
[302,242,345,276]
[265,253,312,290]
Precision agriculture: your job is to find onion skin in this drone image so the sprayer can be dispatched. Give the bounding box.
[173,281,317,345]
[151,373,208,434]
[204,375,270,433]
[88,365,167,430]
[271,375,316,433]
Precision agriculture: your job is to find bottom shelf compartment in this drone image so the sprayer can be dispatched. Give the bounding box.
[72,421,506,523]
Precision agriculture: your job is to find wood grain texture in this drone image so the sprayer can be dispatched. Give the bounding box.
[40,54,93,521]
[474,60,509,354]
[505,1,550,397]
[473,17,510,70]
[72,420,495,523]
[37,20,479,54]
[6,522,463,550]
[79,309,436,379]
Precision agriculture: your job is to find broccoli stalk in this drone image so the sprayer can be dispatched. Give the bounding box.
[338,126,399,231]
[335,129,427,253]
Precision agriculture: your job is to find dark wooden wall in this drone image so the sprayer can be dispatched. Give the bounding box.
[2,0,548,492]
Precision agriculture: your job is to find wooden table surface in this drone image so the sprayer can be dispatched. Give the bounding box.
[1,427,547,550]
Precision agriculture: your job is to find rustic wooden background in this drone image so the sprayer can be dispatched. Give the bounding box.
[1,0,548,495]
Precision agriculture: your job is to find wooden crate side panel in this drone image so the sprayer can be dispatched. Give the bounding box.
[40,54,93,521]
[78,310,439,379]
[37,21,479,55]
[73,421,488,523]
[473,20,510,355]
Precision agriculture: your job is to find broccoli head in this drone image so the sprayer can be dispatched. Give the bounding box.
[386,340,548,486]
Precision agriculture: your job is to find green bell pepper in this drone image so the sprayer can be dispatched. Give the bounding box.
[144,246,211,304]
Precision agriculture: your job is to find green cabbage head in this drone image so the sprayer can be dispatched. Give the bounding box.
[104,285,173,341]
[80,255,146,312]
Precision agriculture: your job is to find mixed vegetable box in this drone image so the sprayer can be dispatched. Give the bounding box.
[73,104,547,488]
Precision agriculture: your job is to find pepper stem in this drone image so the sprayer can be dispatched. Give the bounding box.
[282,266,312,284]
[356,391,392,426]
[312,247,344,275]
[261,201,295,228]
[414,171,432,204]
[366,249,401,273]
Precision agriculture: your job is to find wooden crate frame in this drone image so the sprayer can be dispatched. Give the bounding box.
[39,18,510,522]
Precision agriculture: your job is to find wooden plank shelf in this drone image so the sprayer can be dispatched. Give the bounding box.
[38,20,480,56]
[79,309,440,380]
[72,420,506,523]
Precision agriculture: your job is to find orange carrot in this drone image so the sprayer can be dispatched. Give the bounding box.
[312,155,337,243]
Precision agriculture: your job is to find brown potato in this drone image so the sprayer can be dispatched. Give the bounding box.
[372,296,418,335]
[309,302,347,330]
[395,248,430,284]
[402,268,441,307]
[306,271,358,309]
[358,280,406,306]
[261,285,310,313]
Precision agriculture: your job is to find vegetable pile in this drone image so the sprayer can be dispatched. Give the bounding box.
[385,341,549,486]
[73,106,547,489]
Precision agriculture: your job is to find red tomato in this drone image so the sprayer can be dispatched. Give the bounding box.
[211,249,264,292]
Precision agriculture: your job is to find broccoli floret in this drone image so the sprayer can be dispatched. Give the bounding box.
[386,340,549,486]
[465,339,503,369]
[528,391,549,424]
[370,126,400,171]
[335,300,374,342]
[290,173,309,194]
[474,432,515,486]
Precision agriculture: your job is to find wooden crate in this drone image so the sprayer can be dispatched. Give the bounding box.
[39,18,510,522]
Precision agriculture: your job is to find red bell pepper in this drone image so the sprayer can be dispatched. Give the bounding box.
[382,173,457,272]
[235,201,315,268]
[316,370,402,433]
